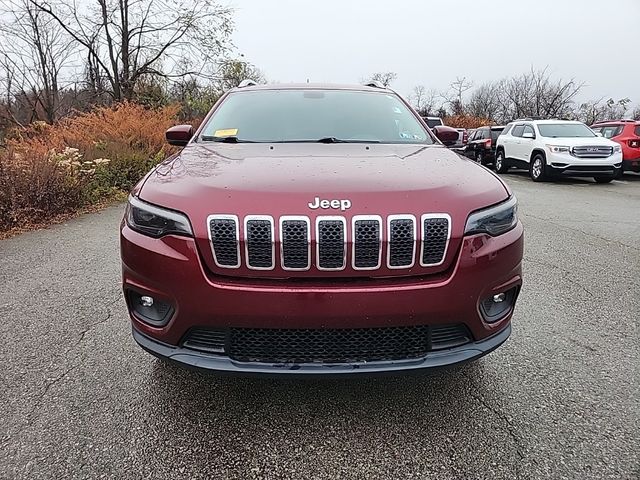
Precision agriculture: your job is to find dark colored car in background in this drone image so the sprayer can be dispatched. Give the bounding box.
[591,120,640,173]
[464,125,506,166]
[121,83,523,376]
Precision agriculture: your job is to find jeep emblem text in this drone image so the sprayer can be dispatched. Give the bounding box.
[308,197,352,211]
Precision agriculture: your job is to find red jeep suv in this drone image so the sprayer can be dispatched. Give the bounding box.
[591,120,640,173]
[120,83,524,375]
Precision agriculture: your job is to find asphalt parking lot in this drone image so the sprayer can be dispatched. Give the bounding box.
[1,172,638,480]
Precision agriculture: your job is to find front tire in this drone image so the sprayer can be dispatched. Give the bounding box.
[495,150,509,173]
[530,153,547,182]
[594,176,614,184]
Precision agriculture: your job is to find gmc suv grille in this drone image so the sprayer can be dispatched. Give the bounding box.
[207,214,450,272]
[182,324,472,363]
[571,146,613,158]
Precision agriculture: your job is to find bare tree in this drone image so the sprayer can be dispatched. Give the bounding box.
[0,0,72,124]
[31,0,234,100]
[632,105,640,121]
[442,76,472,116]
[410,85,439,116]
[574,97,631,124]
[366,72,397,87]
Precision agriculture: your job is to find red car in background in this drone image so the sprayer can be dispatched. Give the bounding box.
[591,120,640,173]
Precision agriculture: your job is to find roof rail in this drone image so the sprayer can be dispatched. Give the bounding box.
[238,79,258,88]
[364,81,385,89]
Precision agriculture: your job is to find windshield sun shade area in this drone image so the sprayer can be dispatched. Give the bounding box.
[200,89,433,144]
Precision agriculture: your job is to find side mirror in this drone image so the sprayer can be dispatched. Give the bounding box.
[432,125,459,146]
[166,124,194,146]
[522,132,535,139]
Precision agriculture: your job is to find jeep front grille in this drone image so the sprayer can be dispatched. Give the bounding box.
[182,324,472,363]
[571,146,613,158]
[280,217,310,270]
[421,215,451,266]
[207,214,451,272]
[208,216,240,268]
[352,216,382,269]
[388,216,416,268]
[317,218,346,270]
[245,216,274,269]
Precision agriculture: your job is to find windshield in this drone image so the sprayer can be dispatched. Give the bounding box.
[537,123,596,138]
[490,128,504,141]
[425,118,443,128]
[200,89,433,144]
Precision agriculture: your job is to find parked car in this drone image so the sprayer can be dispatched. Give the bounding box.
[495,119,622,183]
[590,120,640,173]
[422,116,444,129]
[464,125,505,166]
[121,82,523,376]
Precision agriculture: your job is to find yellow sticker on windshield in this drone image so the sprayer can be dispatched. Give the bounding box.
[214,128,238,137]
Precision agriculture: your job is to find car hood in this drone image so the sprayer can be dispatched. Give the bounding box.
[139,143,510,278]
[546,136,618,147]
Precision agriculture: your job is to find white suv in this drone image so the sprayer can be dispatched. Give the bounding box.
[494,119,622,183]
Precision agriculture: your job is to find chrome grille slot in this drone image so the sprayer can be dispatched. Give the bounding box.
[388,216,416,268]
[208,215,240,267]
[245,216,274,270]
[571,146,613,158]
[421,215,450,266]
[281,217,310,270]
[353,216,382,269]
[317,217,346,270]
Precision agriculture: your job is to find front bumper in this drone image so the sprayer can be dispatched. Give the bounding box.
[121,221,524,374]
[133,323,512,376]
[547,152,622,177]
[622,158,640,172]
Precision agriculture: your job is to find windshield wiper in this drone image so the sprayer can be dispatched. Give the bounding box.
[200,135,257,143]
[315,137,380,144]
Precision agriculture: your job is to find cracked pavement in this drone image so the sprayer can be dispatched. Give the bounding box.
[1,172,638,479]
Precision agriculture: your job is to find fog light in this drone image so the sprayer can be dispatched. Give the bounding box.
[480,287,518,323]
[140,295,154,307]
[493,293,506,303]
[127,290,174,326]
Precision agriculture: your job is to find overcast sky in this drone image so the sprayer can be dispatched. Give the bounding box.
[232,0,639,105]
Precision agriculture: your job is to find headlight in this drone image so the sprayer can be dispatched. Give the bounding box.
[464,196,518,236]
[613,145,622,153]
[125,195,193,238]
[546,145,570,153]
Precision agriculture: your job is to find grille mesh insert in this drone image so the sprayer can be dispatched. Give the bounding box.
[317,220,345,269]
[422,217,449,265]
[246,219,273,268]
[281,220,309,269]
[209,218,239,267]
[389,218,415,267]
[182,324,473,363]
[354,219,381,268]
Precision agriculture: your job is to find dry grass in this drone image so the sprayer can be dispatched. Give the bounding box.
[0,102,180,233]
[444,115,494,129]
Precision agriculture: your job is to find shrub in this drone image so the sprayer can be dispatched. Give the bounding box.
[444,115,494,129]
[0,102,180,233]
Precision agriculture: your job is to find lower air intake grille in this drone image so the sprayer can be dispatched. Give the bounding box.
[246,218,273,269]
[209,217,239,267]
[389,218,415,267]
[353,218,381,268]
[281,219,310,269]
[317,219,345,269]
[181,324,472,363]
[422,217,449,265]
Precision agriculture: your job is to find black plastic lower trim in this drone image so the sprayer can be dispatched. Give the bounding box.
[132,323,512,377]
